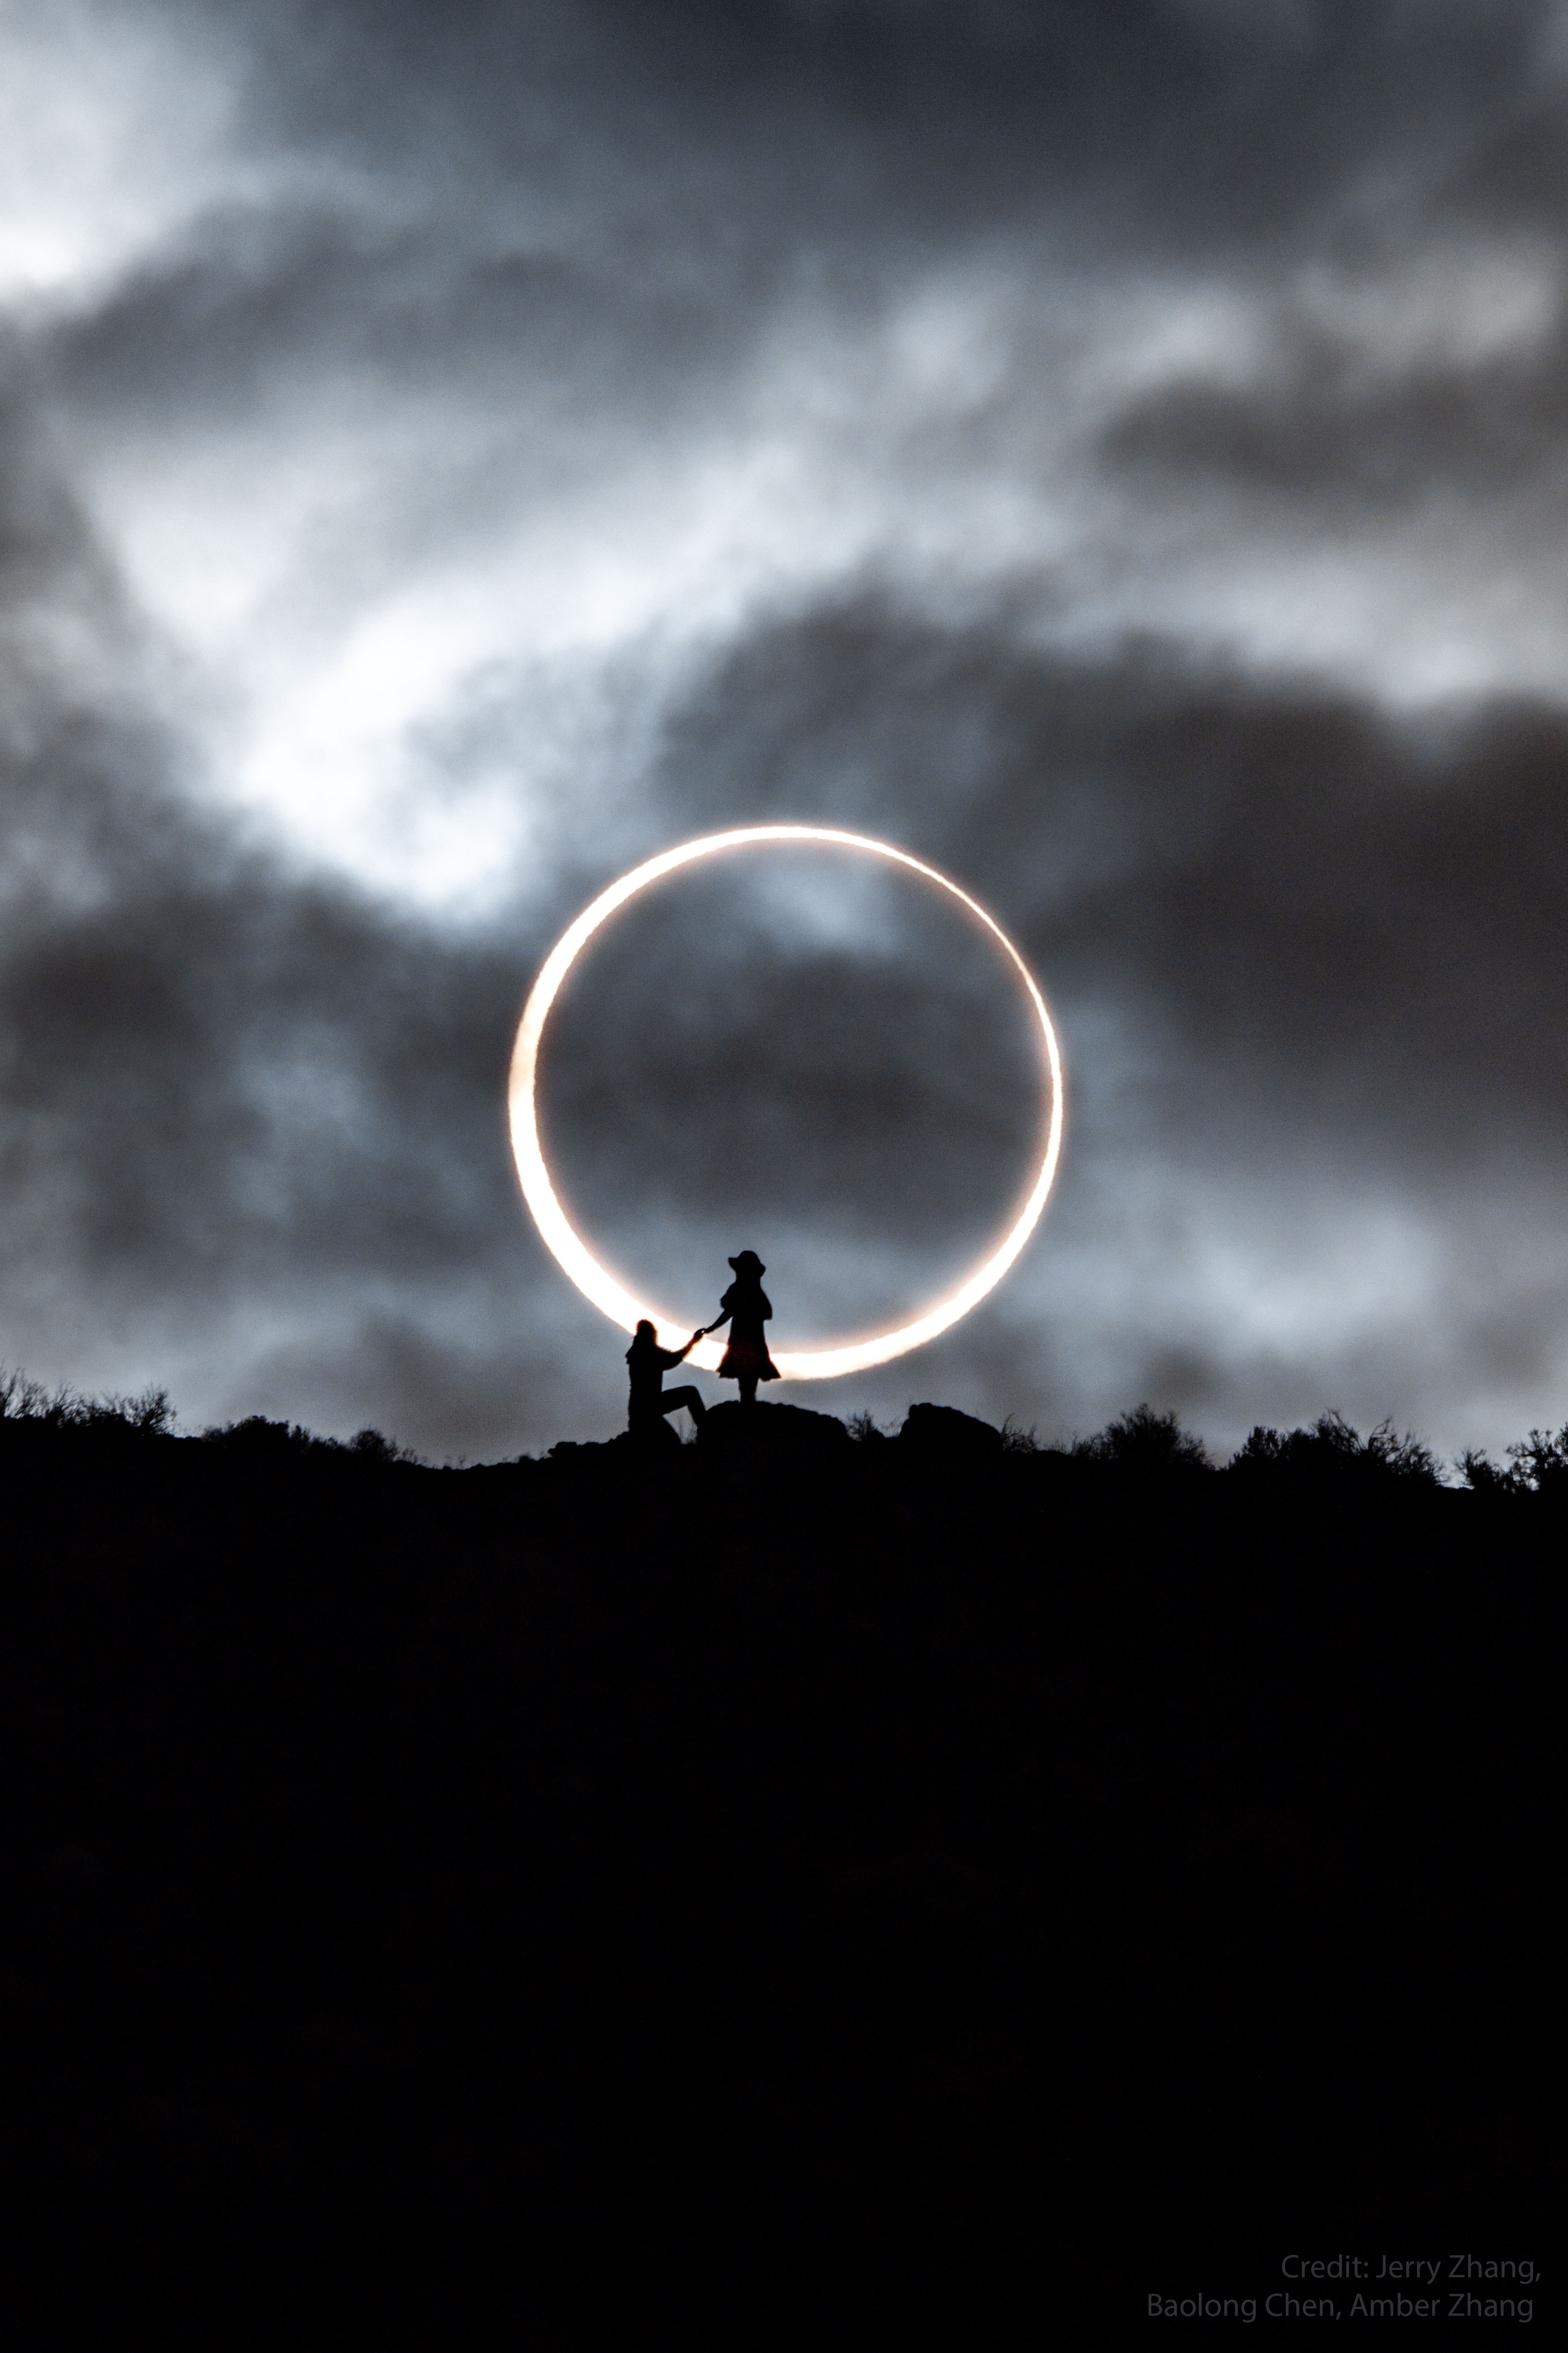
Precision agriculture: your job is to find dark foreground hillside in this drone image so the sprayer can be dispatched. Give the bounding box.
[0,1400,1552,2339]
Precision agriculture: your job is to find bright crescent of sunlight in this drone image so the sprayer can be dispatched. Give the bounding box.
[508,825,1066,1378]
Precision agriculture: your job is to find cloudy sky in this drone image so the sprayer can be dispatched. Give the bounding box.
[4,0,1568,1460]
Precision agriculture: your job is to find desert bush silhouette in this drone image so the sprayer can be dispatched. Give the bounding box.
[1071,1400,1211,1470]
[1231,1409,1439,1484]
[349,1425,420,1465]
[1459,1420,1568,1497]
[196,1413,422,1465]
[0,1367,173,1434]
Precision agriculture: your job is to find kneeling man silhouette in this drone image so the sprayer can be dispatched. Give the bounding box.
[625,1319,707,1438]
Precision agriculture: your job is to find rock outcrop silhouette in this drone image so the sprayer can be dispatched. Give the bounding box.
[897,1399,1005,1462]
[697,1396,852,1459]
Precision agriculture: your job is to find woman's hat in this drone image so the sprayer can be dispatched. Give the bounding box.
[728,1250,765,1274]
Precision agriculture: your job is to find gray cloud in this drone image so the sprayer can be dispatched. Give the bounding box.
[4,0,1568,1458]
[641,600,1568,1435]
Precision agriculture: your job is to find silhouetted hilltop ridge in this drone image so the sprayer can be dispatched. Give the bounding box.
[0,1364,1551,2330]
[6,1358,1564,1496]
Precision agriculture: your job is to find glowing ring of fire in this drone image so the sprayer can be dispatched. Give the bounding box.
[508,825,1065,1379]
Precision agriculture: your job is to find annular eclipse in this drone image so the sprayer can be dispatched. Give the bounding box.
[508,825,1065,1379]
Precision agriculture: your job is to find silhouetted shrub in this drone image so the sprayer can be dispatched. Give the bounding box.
[1505,1424,1568,1493]
[1073,1403,1210,1471]
[199,1414,419,1463]
[350,1427,420,1465]
[0,1369,173,1436]
[0,1367,52,1420]
[1460,1423,1568,1498]
[1232,1411,1438,1484]
[1456,1447,1515,1495]
[84,1386,174,1435]
[202,1414,332,1457]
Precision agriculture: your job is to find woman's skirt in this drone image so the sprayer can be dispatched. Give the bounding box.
[718,1321,780,1381]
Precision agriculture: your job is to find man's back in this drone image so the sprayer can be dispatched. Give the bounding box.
[626,1332,678,1420]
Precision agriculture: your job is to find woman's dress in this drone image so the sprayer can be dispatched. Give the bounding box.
[716,1279,780,1382]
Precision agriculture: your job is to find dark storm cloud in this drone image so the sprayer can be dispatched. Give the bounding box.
[652,594,1568,1156]
[639,596,1568,1436]
[46,203,759,447]
[0,715,553,1448]
[7,0,1568,1454]
[1104,298,1568,501]
[39,0,1568,555]
[223,0,1564,251]
[0,384,569,1451]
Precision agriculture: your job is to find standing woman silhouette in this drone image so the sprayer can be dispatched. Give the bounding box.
[702,1251,780,1407]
